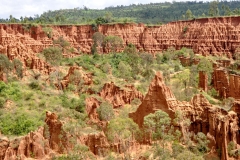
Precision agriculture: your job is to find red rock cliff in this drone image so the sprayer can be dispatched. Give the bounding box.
[99,82,144,108]
[130,71,239,160]
[212,67,240,99]
[1,16,240,64]
[0,111,70,160]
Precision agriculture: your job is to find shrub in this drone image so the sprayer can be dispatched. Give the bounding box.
[207,88,218,98]
[172,142,184,158]
[0,97,5,108]
[42,26,52,38]
[29,81,41,90]
[60,94,85,113]
[13,59,23,78]
[97,101,114,121]
[0,112,42,135]
[228,141,236,157]
[0,82,22,101]
[195,132,209,154]
[107,117,139,142]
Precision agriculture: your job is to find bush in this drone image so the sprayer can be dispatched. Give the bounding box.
[97,101,114,121]
[0,112,42,135]
[0,81,22,101]
[195,132,209,154]
[207,88,218,98]
[228,141,236,157]
[107,117,139,142]
[60,94,85,113]
[0,97,5,108]
[29,81,41,90]
[172,142,184,158]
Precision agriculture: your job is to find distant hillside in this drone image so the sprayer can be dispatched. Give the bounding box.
[2,1,240,24]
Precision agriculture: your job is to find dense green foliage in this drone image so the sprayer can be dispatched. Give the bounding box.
[0,111,42,135]
[97,101,114,121]
[42,47,63,66]
[2,1,240,25]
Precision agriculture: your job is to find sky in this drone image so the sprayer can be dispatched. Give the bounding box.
[0,0,166,19]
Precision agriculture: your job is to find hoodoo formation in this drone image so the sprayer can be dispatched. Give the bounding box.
[2,16,240,160]
[130,72,239,160]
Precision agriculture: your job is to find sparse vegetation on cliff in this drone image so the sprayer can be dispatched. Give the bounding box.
[1,18,240,159]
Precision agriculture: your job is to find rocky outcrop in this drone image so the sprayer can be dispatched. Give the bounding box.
[129,72,178,127]
[60,66,93,90]
[85,97,101,122]
[216,60,231,68]
[0,111,69,160]
[130,71,240,160]
[84,132,109,156]
[213,67,229,98]
[44,111,69,153]
[99,82,144,108]
[199,71,208,91]
[212,67,240,99]
[0,25,51,75]
[229,74,240,99]
[85,82,144,122]
[179,56,200,66]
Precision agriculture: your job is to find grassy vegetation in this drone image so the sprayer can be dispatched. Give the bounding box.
[0,39,232,159]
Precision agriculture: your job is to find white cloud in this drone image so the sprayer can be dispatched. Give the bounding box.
[0,0,170,19]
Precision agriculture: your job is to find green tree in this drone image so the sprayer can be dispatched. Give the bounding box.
[53,37,70,54]
[195,132,210,154]
[173,110,191,144]
[42,26,53,38]
[42,47,63,90]
[103,35,123,53]
[117,61,132,80]
[92,32,105,48]
[209,1,219,17]
[144,110,173,152]
[176,69,190,89]
[222,5,232,16]
[107,117,139,143]
[0,97,5,108]
[69,70,85,92]
[107,117,139,158]
[197,57,213,85]
[123,43,137,54]
[104,12,113,23]
[95,17,107,25]
[97,101,114,121]
[42,47,62,66]
[0,54,12,81]
[92,32,105,54]
[186,9,194,20]
[13,59,23,78]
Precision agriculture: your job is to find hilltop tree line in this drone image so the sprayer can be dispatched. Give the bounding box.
[2,1,240,24]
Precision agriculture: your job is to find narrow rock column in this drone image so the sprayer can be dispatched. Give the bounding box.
[221,120,229,160]
[199,71,208,91]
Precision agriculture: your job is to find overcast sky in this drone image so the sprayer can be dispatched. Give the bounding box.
[0,0,170,19]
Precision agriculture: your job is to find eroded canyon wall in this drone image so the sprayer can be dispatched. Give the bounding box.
[130,72,239,160]
[2,16,240,64]
[212,67,240,99]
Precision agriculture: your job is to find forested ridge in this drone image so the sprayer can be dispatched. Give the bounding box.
[2,1,240,24]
